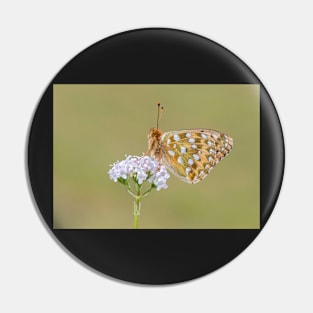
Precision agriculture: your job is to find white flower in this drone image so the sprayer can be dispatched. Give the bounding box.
[153,166,170,191]
[108,155,170,191]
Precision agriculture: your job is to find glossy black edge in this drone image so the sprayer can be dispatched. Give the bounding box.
[27,28,285,284]
[260,87,284,227]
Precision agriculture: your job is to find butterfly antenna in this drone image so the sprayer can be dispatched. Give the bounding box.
[156,102,164,129]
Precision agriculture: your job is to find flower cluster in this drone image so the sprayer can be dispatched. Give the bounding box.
[108,155,170,191]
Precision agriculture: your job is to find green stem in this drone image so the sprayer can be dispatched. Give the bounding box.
[133,183,142,229]
[134,196,141,229]
[129,181,153,229]
[127,189,136,197]
[141,186,154,198]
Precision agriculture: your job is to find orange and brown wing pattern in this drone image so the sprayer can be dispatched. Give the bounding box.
[159,129,233,184]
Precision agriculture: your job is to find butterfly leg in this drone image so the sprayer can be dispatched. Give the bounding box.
[144,148,151,156]
[156,148,163,171]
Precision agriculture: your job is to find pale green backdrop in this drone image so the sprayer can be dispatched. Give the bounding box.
[53,84,260,229]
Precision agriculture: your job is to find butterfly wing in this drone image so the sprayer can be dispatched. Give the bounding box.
[160,129,233,184]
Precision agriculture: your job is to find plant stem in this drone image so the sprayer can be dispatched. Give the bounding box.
[131,183,152,229]
[134,197,141,229]
[133,184,142,229]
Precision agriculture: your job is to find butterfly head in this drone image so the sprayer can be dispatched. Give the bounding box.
[148,127,162,140]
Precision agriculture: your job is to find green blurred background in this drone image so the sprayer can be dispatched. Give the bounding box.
[53,84,259,229]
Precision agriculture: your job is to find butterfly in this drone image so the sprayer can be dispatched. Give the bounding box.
[145,103,233,184]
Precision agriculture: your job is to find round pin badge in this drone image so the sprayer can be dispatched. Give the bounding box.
[28,28,284,284]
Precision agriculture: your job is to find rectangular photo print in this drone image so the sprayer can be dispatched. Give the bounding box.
[53,84,260,229]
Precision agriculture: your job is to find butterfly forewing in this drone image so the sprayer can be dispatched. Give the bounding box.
[160,129,233,184]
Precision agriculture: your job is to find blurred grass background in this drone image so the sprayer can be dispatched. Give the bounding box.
[53,84,259,229]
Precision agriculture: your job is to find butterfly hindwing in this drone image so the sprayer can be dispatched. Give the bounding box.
[160,129,233,184]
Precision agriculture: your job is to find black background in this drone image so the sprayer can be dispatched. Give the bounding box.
[27,28,284,284]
